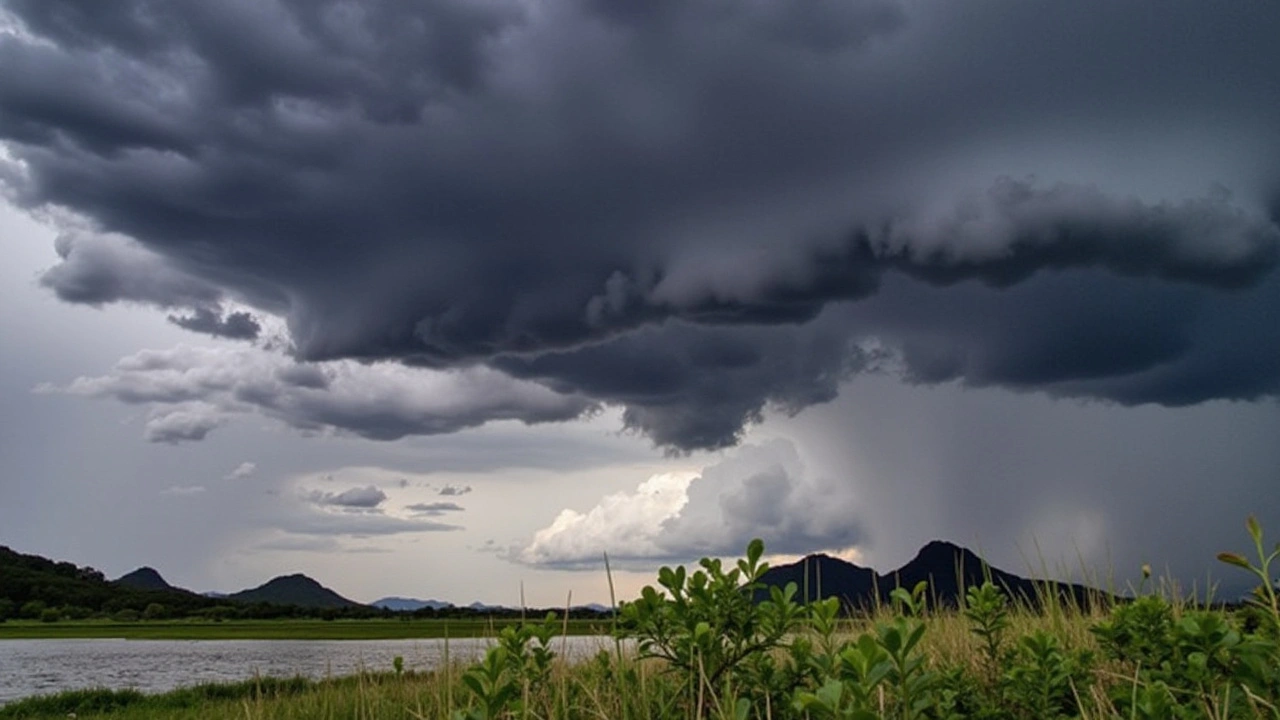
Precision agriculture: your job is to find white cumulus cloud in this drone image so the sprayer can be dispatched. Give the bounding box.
[515,439,866,569]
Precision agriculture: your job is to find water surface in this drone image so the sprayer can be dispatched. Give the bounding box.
[0,636,614,705]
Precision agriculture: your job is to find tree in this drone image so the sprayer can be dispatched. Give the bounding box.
[20,599,47,619]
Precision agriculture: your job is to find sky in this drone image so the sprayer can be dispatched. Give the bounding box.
[1,0,1278,607]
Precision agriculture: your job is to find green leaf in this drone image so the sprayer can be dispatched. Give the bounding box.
[747,538,764,568]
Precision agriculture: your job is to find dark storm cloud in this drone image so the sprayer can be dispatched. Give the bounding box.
[4,0,1280,450]
[168,307,261,340]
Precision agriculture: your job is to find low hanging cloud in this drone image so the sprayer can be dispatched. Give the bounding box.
[436,484,472,497]
[161,485,206,497]
[271,481,461,536]
[4,1,1280,451]
[39,344,596,443]
[167,307,261,340]
[224,462,257,481]
[274,510,460,536]
[406,501,465,516]
[142,404,224,444]
[307,484,386,509]
[515,439,865,569]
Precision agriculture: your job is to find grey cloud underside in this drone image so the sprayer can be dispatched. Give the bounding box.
[46,345,595,444]
[168,308,261,340]
[3,0,1280,451]
[309,485,386,508]
[406,501,465,516]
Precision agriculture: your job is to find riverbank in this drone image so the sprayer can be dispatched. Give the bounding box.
[0,618,610,641]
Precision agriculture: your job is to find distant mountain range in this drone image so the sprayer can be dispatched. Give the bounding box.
[371,597,612,613]
[117,566,362,609]
[371,597,454,611]
[3,540,1107,619]
[757,540,1105,609]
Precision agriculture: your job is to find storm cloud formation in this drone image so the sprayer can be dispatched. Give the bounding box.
[3,0,1279,450]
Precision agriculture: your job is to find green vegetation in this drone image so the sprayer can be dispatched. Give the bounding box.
[3,517,1279,719]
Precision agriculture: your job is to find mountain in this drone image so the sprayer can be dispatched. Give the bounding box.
[228,574,362,608]
[0,545,217,617]
[371,596,454,612]
[753,553,877,606]
[114,567,177,592]
[757,541,1107,610]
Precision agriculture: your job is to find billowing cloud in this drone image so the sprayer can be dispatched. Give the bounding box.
[436,484,472,496]
[38,230,224,309]
[307,484,386,509]
[515,439,865,569]
[142,404,224,444]
[3,1,1279,451]
[40,344,596,443]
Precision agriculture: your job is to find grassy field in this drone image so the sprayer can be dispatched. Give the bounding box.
[0,617,611,641]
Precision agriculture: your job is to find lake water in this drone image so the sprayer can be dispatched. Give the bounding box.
[0,636,617,705]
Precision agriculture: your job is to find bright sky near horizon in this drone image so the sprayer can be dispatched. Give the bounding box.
[1,0,1278,606]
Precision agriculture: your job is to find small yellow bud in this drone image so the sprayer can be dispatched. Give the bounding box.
[1246,515,1262,543]
[1217,552,1251,570]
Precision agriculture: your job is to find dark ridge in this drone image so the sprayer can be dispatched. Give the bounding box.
[757,541,1109,611]
[370,597,453,612]
[114,567,176,592]
[752,553,877,606]
[227,574,363,609]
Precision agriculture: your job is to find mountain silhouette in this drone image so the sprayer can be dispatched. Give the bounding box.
[228,574,362,608]
[753,553,877,606]
[114,567,178,592]
[371,596,453,612]
[757,541,1106,610]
